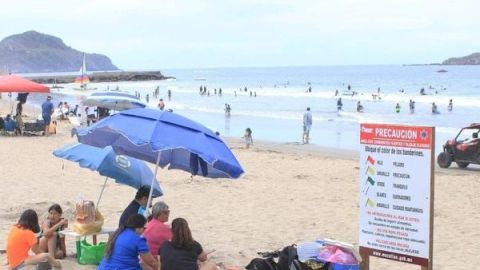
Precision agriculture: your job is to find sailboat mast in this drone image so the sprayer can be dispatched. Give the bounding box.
[81,54,86,88]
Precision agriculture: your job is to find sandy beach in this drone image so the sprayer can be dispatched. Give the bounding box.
[1,99,479,270]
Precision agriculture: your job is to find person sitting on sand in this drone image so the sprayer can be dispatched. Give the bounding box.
[98,214,158,270]
[39,204,68,259]
[6,209,62,270]
[119,186,151,228]
[4,114,16,134]
[143,201,172,265]
[159,217,217,270]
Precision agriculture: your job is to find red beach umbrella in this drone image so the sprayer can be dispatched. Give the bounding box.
[0,75,50,93]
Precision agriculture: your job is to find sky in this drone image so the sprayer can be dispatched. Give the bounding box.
[0,0,479,70]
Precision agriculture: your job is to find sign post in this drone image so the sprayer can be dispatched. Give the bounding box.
[358,123,434,270]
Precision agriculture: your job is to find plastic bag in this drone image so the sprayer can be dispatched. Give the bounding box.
[75,199,96,224]
[329,248,357,264]
[318,245,357,264]
[78,240,106,265]
[73,209,104,234]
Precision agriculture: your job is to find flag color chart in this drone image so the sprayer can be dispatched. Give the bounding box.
[358,123,434,269]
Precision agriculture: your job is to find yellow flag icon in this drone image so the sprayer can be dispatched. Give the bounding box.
[366,167,376,176]
[366,198,375,207]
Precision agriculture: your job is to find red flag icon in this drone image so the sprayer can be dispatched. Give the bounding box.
[366,155,375,165]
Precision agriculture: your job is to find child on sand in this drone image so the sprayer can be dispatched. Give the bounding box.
[39,204,68,259]
[6,209,62,269]
[243,128,253,149]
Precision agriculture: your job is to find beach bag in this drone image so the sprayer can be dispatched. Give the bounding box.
[78,239,106,265]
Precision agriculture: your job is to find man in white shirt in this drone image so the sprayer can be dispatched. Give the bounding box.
[303,107,312,144]
[85,106,97,126]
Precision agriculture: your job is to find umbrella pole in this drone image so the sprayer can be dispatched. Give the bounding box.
[96,176,109,210]
[145,152,161,217]
[9,93,13,115]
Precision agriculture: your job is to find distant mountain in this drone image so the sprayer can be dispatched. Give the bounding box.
[442,52,480,65]
[0,31,119,73]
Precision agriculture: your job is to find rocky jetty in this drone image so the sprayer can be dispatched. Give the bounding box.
[29,71,170,84]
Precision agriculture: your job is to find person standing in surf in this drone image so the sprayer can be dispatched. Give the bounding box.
[337,98,343,111]
[303,107,312,144]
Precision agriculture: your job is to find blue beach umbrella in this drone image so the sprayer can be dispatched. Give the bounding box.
[53,143,163,209]
[71,108,244,212]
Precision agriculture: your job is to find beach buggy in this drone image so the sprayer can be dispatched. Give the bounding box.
[437,123,480,168]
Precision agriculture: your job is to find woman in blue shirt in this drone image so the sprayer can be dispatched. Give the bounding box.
[98,214,158,270]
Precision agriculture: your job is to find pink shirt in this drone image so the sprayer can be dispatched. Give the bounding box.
[143,219,172,257]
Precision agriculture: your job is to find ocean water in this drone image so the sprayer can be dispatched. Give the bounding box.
[15,65,480,155]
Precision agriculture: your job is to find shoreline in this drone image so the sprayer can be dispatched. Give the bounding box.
[225,137,359,160]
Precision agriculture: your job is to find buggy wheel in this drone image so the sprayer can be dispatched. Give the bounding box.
[456,162,469,168]
[437,152,452,168]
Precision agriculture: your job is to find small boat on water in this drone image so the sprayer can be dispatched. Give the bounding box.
[74,54,97,91]
[437,69,448,73]
[342,91,357,96]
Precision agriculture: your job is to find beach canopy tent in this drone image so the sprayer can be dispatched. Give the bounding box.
[0,75,50,93]
[53,143,163,209]
[82,92,146,111]
[72,108,244,214]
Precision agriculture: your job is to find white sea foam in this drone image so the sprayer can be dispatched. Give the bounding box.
[33,65,480,151]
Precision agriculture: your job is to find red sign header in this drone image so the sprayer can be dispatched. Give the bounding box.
[360,123,433,149]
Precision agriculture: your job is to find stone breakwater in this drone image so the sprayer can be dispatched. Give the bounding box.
[29,71,173,84]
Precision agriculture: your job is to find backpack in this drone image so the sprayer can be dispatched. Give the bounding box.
[277,245,330,270]
[246,257,277,270]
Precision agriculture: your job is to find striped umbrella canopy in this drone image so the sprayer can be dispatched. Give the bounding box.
[82,91,146,111]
